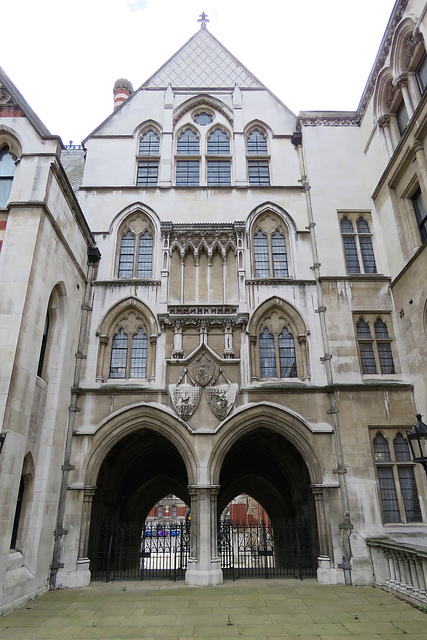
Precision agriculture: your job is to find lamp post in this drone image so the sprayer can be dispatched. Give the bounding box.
[406,414,427,477]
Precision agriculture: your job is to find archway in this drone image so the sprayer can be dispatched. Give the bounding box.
[88,428,191,580]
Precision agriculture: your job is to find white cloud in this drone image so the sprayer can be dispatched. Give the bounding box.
[127,0,146,12]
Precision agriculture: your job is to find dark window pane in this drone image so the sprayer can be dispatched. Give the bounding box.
[340,216,354,233]
[118,232,135,278]
[194,112,213,125]
[130,329,148,378]
[37,311,50,378]
[176,161,199,186]
[177,128,199,154]
[416,52,427,94]
[356,319,372,338]
[139,130,160,155]
[359,342,377,374]
[248,160,270,186]
[0,146,16,207]
[394,434,411,462]
[137,231,153,277]
[254,231,269,277]
[377,342,395,374]
[110,329,128,378]
[278,328,297,377]
[259,328,277,377]
[374,319,390,339]
[398,467,422,522]
[137,161,158,186]
[374,434,391,462]
[271,231,288,277]
[247,129,268,154]
[356,217,370,233]
[412,187,427,243]
[359,236,377,273]
[207,128,230,154]
[396,99,409,135]
[343,236,360,273]
[377,467,400,523]
[207,160,231,186]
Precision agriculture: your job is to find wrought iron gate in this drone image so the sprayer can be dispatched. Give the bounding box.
[218,521,318,579]
[90,522,191,581]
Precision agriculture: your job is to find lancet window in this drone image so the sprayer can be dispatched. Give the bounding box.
[340,215,377,274]
[252,213,289,279]
[137,128,161,186]
[116,213,154,279]
[356,317,395,375]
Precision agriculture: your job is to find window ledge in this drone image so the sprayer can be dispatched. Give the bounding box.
[246,277,316,286]
[361,374,401,381]
[93,279,161,287]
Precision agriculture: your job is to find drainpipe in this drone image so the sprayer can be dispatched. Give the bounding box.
[49,246,101,588]
[291,131,353,584]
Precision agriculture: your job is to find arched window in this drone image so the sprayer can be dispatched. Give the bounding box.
[340,215,377,274]
[139,129,160,155]
[207,128,230,154]
[116,213,154,279]
[177,128,199,154]
[246,128,269,186]
[37,311,50,378]
[356,316,395,375]
[0,146,16,207]
[373,431,422,523]
[252,215,289,279]
[137,128,160,186]
[98,300,157,383]
[258,324,297,379]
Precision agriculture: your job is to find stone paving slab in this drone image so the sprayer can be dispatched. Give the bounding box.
[0,579,426,639]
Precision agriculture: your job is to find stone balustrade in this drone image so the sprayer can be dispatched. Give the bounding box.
[367,537,427,608]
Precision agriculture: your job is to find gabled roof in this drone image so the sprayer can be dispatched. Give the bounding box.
[141,27,264,89]
[0,66,55,140]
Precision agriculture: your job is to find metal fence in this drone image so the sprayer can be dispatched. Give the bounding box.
[89,521,190,582]
[218,521,318,579]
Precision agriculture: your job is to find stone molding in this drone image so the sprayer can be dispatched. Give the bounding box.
[173,95,234,126]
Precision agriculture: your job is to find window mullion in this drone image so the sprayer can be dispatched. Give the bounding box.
[268,233,273,277]
[126,334,132,378]
[275,334,281,379]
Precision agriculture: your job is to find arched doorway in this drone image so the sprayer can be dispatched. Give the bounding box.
[212,409,325,580]
[87,428,191,581]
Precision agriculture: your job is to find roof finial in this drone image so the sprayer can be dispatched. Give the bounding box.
[198,11,209,29]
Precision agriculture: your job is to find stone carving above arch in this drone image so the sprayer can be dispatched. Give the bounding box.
[173,95,233,126]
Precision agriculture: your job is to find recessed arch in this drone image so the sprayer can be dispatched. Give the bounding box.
[108,202,160,236]
[390,18,419,75]
[209,402,324,486]
[173,94,233,126]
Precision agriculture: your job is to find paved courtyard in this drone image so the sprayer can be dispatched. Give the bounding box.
[0,579,426,639]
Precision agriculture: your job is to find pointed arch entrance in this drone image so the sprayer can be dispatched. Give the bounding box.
[83,405,196,581]
[211,403,331,579]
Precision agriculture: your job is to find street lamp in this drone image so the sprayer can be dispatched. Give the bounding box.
[406,414,427,476]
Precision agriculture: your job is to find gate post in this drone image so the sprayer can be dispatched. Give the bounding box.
[185,484,223,586]
[311,486,332,582]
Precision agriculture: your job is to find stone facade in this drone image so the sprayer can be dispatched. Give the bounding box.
[0,0,426,612]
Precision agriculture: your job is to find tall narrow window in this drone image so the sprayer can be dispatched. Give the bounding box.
[411,187,427,243]
[278,328,297,377]
[137,161,158,186]
[374,319,395,374]
[356,319,377,374]
[130,329,148,378]
[139,129,160,155]
[373,432,422,524]
[177,129,199,155]
[10,477,24,550]
[207,161,231,186]
[396,99,409,135]
[259,329,276,377]
[271,231,288,276]
[247,129,269,186]
[137,231,153,278]
[110,329,128,378]
[37,311,50,378]
[0,146,16,207]
[118,232,136,278]
[341,216,376,274]
[253,231,269,277]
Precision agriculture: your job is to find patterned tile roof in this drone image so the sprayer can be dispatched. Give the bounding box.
[145,29,263,89]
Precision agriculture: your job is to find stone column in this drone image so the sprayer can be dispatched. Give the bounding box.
[149,335,157,382]
[297,334,310,381]
[78,486,97,559]
[249,334,258,382]
[311,486,331,565]
[185,484,223,586]
[396,74,414,117]
[96,336,109,382]
[377,115,393,159]
[413,141,427,210]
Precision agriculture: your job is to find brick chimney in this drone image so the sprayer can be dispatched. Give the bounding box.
[113,79,133,110]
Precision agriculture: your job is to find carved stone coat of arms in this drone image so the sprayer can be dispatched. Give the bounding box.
[169,369,201,421]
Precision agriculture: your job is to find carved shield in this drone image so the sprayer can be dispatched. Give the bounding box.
[191,353,214,388]
[205,383,238,421]
[170,383,201,421]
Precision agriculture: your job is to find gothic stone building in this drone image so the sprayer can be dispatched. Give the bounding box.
[1,0,427,612]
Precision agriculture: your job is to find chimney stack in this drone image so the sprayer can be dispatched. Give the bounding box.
[113,79,133,110]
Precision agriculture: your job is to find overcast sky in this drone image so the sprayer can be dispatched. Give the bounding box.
[2,0,396,144]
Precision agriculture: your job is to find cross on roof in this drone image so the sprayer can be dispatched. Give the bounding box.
[198,11,209,28]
